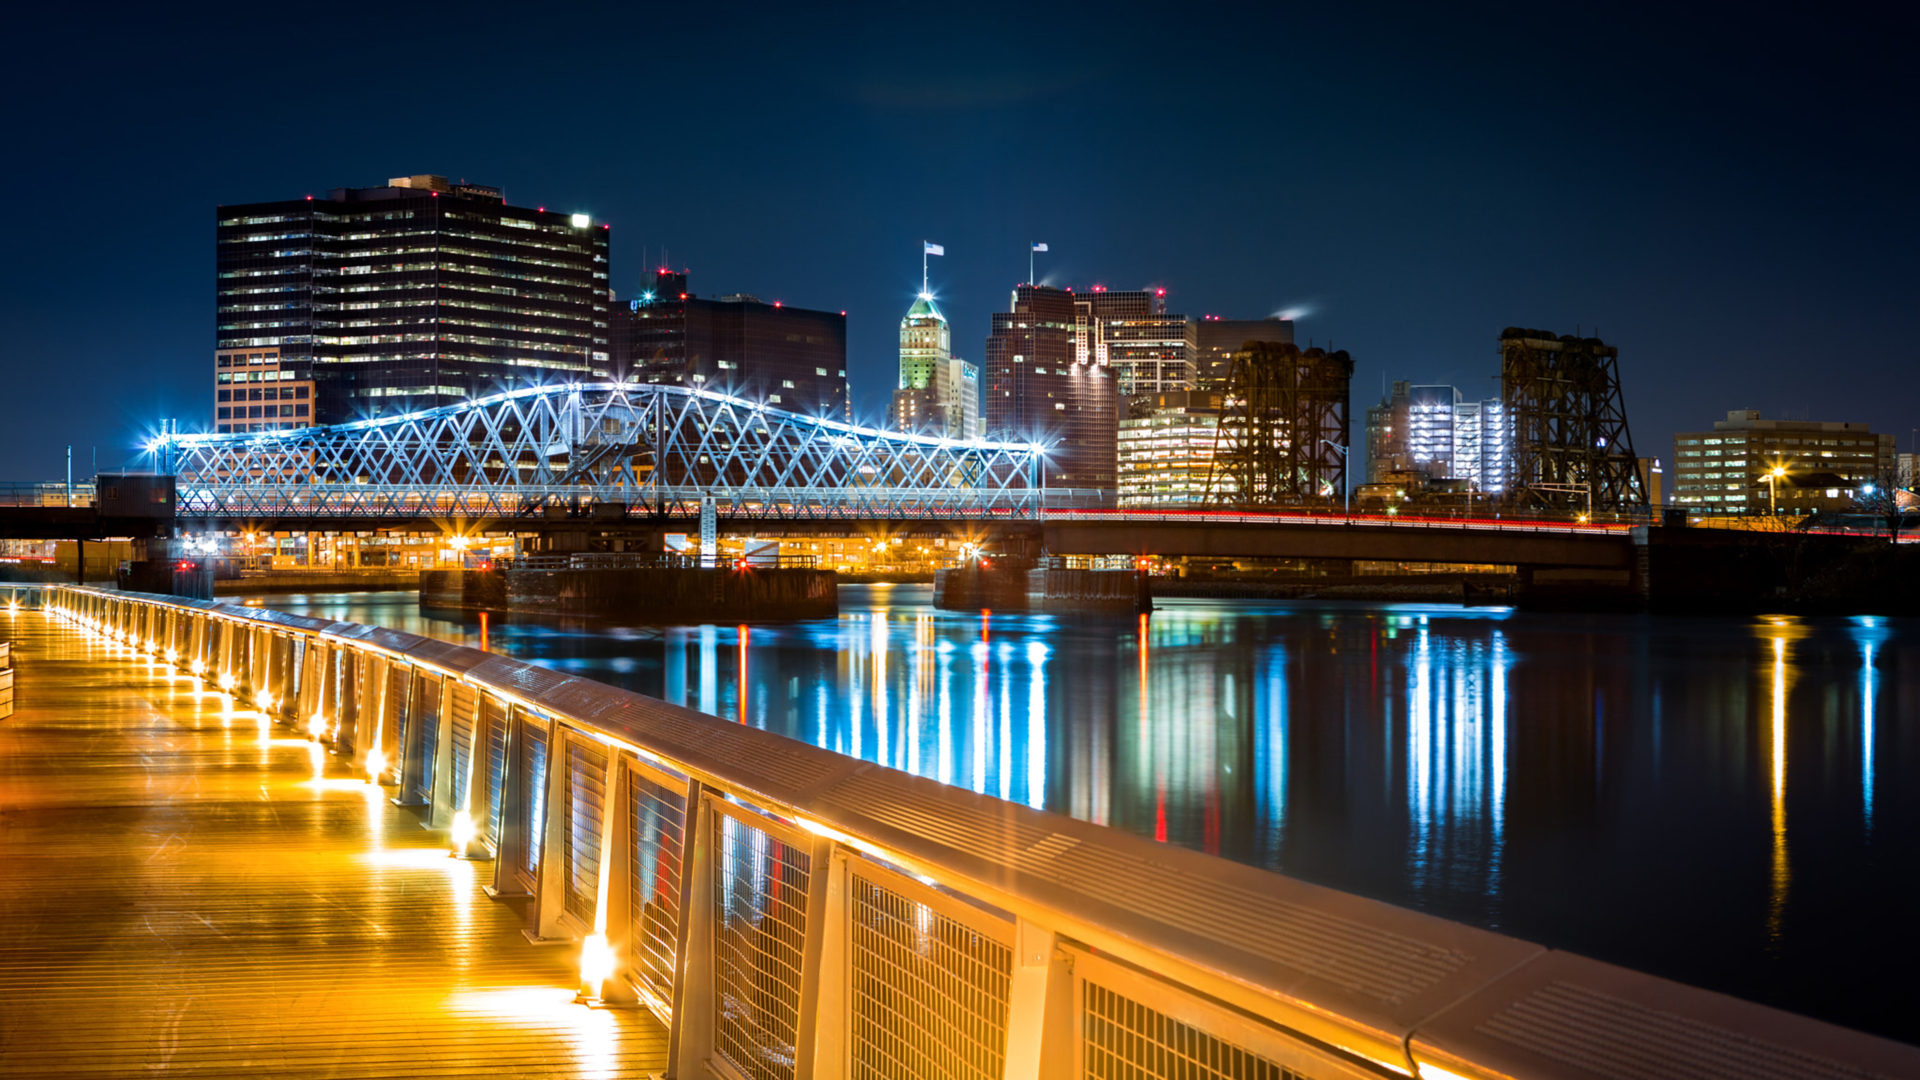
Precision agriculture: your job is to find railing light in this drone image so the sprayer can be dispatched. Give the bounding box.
[218,672,236,692]
[190,659,206,676]
[450,809,475,853]
[579,932,615,1000]
[164,648,176,663]
[307,712,328,739]
[365,747,386,783]
[255,691,275,712]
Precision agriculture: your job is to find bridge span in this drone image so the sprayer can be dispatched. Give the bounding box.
[4,583,1912,1079]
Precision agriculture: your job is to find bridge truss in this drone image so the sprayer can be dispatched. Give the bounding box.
[159,383,1070,521]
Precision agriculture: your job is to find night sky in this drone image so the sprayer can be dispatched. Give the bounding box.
[2,3,1915,478]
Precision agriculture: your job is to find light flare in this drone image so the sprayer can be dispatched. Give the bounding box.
[450,809,476,852]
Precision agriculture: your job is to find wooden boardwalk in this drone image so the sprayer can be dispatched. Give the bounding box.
[0,611,669,1078]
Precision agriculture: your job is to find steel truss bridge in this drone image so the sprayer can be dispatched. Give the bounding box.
[157,383,1103,522]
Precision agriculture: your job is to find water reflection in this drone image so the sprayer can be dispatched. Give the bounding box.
[259,588,1920,1042]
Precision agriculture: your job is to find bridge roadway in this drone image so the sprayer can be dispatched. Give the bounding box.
[151,504,1637,571]
[0,610,668,1078]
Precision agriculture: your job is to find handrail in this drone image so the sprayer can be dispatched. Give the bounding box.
[38,584,1920,1080]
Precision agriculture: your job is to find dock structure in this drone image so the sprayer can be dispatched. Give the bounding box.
[3,584,1918,1080]
[0,608,667,1078]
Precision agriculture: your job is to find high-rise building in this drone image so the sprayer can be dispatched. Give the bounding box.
[890,294,980,438]
[609,269,847,418]
[1083,288,1196,398]
[1192,316,1294,390]
[1406,385,1460,476]
[1363,380,1511,492]
[1364,380,1412,481]
[1671,410,1895,515]
[214,174,609,431]
[983,285,1119,492]
[1364,380,1511,492]
[1117,389,1228,506]
[1452,398,1512,494]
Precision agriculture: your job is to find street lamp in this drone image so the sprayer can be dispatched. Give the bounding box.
[1321,439,1350,521]
[1766,465,1787,516]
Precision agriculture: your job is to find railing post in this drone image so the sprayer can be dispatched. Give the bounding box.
[529,727,574,942]
[1002,917,1074,1080]
[796,838,847,1080]
[592,749,634,1005]
[668,783,715,1079]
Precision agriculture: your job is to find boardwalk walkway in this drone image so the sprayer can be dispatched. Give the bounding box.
[0,610,669,1078]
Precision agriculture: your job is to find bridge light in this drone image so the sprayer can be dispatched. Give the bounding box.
[308,711,328,739]
[366,747,387,783]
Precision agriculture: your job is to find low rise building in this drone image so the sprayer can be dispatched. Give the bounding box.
[1671,410,1894,515]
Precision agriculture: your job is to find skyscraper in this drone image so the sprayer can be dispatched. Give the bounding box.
[609,269,847,418]
[214,174,609,431]
[890,293,979,439]
[1083,288,1196,398]
[983,285,1119,492]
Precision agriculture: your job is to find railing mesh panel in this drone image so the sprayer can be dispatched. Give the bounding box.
[481,697,510,848]
[849,872,1012,1080]
[1082,983,1307,1080]
[713,811,810,1080]
[627,767,686,1009]
[562,740,608,925]
[448,682,477,812]
[519,722,549,880]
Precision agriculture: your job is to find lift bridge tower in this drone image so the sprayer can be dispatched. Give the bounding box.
[1499,327,1647,514]
[1205,341,1353,507]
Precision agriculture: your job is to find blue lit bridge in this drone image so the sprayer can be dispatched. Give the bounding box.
[156,382,1085,522]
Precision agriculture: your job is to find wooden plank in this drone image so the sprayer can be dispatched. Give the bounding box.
[0,613,669,1078]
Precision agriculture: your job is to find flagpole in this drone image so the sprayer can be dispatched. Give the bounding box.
[922,243,928,297]
[1029,243,1033,287]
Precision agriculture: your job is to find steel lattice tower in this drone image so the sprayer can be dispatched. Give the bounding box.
[1499,328,1647,512]
[1207,342,1353,506]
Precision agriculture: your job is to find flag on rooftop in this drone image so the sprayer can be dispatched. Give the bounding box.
[1031,242,1048,251]
[924,241,944,256]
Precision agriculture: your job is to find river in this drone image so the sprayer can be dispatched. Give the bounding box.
[251,585,1918,1044]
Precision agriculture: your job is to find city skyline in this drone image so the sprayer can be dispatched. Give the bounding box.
[1,5,1916,477]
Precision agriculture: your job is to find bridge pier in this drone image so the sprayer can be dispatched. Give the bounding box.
[422,562,838,621]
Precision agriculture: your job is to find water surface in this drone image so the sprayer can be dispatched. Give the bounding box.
[256,586,1920,1043]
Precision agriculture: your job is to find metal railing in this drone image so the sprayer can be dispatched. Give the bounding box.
[0,481,95,508]
[502,553,823,571]
[35,585,1920,1080]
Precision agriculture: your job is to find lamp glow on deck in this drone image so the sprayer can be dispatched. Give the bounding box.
[218,672,236,692]
[164,648,176,663]
[579,932,616,999]
[190,659,206,676]
[450,809,475,852]
[255,690,275,712]
[366,747,387,782]
[307,711,328,738]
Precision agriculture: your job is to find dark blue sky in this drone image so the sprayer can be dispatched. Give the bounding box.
[2,2,1915,477]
